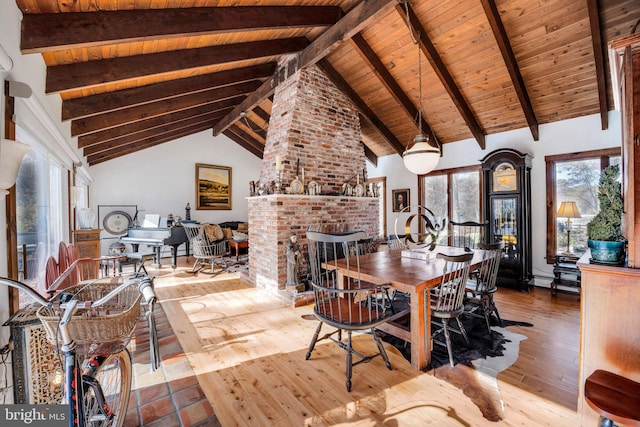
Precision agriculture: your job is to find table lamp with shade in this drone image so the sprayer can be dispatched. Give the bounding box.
[557,201,581,254]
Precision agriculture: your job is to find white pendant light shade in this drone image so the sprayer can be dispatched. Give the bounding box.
[0,139,30,196]
[402,134,440,175]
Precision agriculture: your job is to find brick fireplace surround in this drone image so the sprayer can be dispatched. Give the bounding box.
[244,62,379,304]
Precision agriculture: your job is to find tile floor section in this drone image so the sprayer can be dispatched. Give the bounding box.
[124,303,220,426]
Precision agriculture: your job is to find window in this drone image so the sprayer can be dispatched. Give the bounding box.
[15,127,66,299]
[369,177,387,239]
[420,166,482,238]
[451,170,481,223]
[545,148,621,262]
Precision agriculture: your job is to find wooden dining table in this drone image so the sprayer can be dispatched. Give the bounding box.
[333,245,486,370]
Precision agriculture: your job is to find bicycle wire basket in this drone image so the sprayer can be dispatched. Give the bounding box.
[36,280,142,347]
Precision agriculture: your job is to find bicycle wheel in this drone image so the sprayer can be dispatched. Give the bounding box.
[82,349,132,427]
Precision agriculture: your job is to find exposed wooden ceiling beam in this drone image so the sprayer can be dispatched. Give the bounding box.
[212,0,398,136]
[295,0,397,70]
[586,0,609,130]
[224,125,265,158]
[317,59,405,156]
[397,2,485,149]
[22,6,342,53]
[87,123,214,165]
[238,114,268,140]
[361,141,378,166]
[252,106,271,123]
[82,111,228,156]
[480,0,539,140]
[79,105,234,148]
[63,63,274,121]
[46,38,307,93]
[212,78,277,137]
[72,82,259,136]
[350,33,439,148]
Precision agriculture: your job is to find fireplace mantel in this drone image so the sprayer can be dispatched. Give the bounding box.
[248,194,378,201]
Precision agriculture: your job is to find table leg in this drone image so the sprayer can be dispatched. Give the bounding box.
[410,289,429,370]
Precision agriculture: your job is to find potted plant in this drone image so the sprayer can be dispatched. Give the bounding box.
[586,164,625,264]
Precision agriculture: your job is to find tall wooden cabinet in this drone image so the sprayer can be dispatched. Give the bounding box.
[576,35,640,425]
[481,148,533,291]
[73,229,101,278]
[616,35,640,268]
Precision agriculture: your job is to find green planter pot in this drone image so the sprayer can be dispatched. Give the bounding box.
[587,239,625,265]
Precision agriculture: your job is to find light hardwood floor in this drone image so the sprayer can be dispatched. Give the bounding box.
[148,258,580,426]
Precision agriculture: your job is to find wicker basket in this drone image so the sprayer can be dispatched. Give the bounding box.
[36,281,142,347]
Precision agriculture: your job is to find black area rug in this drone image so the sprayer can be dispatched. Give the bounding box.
[379,293,533,371]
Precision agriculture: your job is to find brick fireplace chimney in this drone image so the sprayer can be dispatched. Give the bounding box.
[246,61,379,303]
[259,62,368,193]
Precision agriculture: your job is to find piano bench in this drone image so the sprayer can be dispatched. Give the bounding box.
[126,252,156,275]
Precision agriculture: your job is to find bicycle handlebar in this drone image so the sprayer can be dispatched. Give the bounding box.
[83,275,154,308]
[0,275,155,310]
[0,277,51,307]
[138,278,156,305]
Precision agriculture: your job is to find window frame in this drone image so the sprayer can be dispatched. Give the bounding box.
[545,147,621,263]
[368,176,387,239]
[14,126,68,297]
[418,164,483,234]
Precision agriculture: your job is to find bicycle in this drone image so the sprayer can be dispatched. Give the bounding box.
[0,273,159,427]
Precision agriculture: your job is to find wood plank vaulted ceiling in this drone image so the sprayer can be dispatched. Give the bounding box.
[13,0,640,166]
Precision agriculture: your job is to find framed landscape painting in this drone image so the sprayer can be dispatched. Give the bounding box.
[196,164,232,210]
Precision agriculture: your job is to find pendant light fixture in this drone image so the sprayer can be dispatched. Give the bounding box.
[401,1,440,175]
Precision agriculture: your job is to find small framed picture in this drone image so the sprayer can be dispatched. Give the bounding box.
[392,188,409,212]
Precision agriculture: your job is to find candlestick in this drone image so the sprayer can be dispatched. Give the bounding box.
[296,158,300,176]
[276,155,282,171]
[301,167,305,183]
[275,170,282,194]
[356,174,359,185]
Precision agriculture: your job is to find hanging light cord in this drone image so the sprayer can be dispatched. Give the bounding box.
[241,111,266,133]
[416,33,423,135]
[401,0,424,137]
[402,0,420,44]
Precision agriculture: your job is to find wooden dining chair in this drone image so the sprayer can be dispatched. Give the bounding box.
[65,243,80,286]
[464,242,504,334]
[44,256,59,291]
[430,252,474,367]
[387,234,407,251]
[305,230,394,392]
[57,241,71,286]
[449,220,489,251]
[386,235,409,305]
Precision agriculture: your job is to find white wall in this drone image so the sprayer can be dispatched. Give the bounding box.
[88,130,262,252]
[368,112,622,284]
